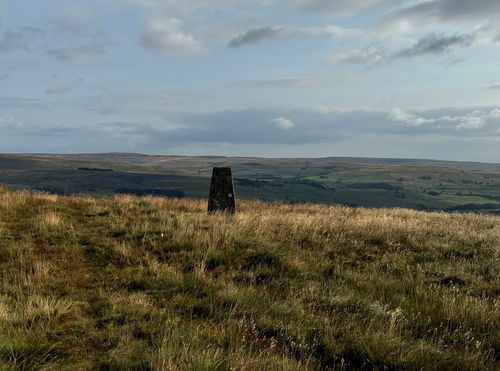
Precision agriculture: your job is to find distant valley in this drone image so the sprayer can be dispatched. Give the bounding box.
[1,153,500,213]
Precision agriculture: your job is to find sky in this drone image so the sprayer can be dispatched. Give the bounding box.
[1,0,500,162]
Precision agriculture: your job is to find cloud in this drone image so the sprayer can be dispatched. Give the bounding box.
[389,107,500,131]
[456,115,485,129]
[0,115,22,129]
[140,18,204,55]
[439,57,466,70]
[395,33,474,58]
[124,0,242,13]
[452,109,500,129]
[489,109,500,119]
[161,106,500,147]
[125,0,396,17]
[290,0,397,16]
[303,24,361,38]
[327,47,385,68]
[45,9,113,64]
[329,33,474,69]
[51,9,93,34]
[390,0,500,23]
[236,75,322,88]
[0,96,44,109]
[389,108,436,126]
[161,109,333,144]
[228,27,282,48]
[271,117,295,129]
[47,33,112,63]
[0,9,112,65]
[81,90,204,118]
[3,106,500,154]
[0,26,45,53]
[228,24,360,48]
[487,83,500,90]
[45,78,85,95]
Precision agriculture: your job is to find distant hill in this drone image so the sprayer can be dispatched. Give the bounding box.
[1,153,500,212]
[18,152,500,172]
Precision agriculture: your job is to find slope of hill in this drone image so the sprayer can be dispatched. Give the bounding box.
[0,187,498,369]
[1,153,500,212]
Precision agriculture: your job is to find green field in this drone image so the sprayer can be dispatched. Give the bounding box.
[1,153,500,212]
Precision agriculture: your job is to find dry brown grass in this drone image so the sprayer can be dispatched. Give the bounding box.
[0,189,499,370]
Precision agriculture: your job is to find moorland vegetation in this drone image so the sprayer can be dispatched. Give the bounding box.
[0,186,499,369]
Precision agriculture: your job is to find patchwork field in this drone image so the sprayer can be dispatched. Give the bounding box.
[0,187,498,369]
[1,153,500,213]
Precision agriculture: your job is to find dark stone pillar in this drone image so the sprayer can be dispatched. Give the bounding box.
[208,167,236,214]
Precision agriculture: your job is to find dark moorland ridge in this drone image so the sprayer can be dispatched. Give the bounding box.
[1,153,500,213]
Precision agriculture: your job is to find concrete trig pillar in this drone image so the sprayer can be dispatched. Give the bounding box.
[208,167,236,214]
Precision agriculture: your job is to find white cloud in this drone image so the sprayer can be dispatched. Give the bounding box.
[140,18,204,55]
[388,107,500,131]
[271,116,295,129]
[488,108,500,119]
[438,109,499,130]
[456,115,486,129]
[389,108,436,126]
[293,24,361,38]
[327,47,385,68]
[0,115,22,128]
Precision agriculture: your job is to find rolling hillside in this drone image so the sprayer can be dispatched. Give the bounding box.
[1,153,500,212]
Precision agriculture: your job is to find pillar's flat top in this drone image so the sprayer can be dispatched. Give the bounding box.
[213,167,232,171]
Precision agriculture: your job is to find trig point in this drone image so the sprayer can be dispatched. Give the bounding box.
[208,167,236,214]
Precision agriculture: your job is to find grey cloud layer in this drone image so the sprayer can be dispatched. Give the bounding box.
[392,0,500,22]
[110,106,500,144]
[47,31,112,63]
[45,78,85,94]
[128,0,500,22]
[127,0,497,63]
[330,32,475,68]
[0,11,112,65]
[0,26,45,52]
[127,0,397,16]
[46,10,113,63]
[18,105,500,142]
[227,24,360,48]
[291,0,392,14]
[395,33,474,58]
[228,27,282,48]
[3,104,500,154]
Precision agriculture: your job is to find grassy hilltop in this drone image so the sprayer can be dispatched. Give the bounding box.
[0,186,499,370]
